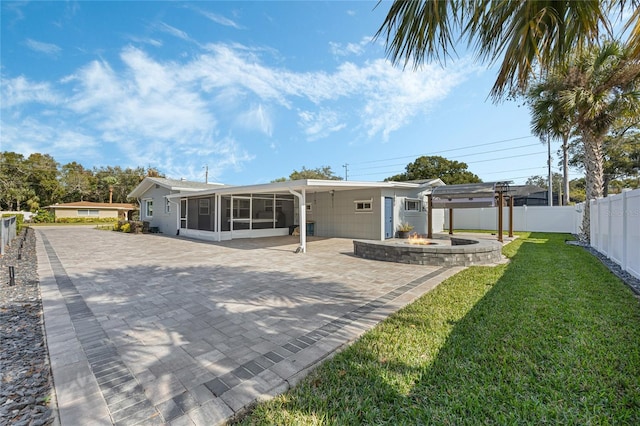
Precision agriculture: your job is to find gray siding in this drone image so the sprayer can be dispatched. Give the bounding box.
[309,189,382,240]
[139,185,179,235]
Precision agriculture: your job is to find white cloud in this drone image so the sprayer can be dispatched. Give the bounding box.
[1,76,60,108]
[329,37,373,57]
[3,42,472,179]
[24,38,62,56]
[297,109,346,141]
[195,8,243,29]
[156,22,192,42]
[236,104,273,136]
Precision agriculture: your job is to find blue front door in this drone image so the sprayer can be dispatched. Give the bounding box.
[384,197,393,239]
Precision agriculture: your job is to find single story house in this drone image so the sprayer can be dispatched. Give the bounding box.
[129,177,446,251]
[47,201,137,221]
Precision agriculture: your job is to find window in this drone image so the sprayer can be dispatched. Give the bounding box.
[405,199,421,211]
[199,199,210,215]
[78,209,99,216]
[165,198,171,214]
[305,203,312,212]
[354,199,373,212]
[145,199,153,217]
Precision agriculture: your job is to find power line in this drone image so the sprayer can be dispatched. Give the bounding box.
[350,142,542,172]
[350,151,548,178]
[351,135,536,165]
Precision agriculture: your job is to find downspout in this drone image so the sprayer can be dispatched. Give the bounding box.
[288,188,306,253]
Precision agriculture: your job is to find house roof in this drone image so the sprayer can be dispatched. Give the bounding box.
[47,201,137,210]
[165,178,446,200]
[128,177,228,199]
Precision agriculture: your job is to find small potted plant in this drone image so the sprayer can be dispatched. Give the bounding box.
[397,222,414,239]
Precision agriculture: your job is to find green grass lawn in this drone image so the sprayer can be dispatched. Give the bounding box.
[238,233,640,425]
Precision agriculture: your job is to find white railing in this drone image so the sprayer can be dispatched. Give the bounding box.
[590,189,640,280]
[1,215,17,256]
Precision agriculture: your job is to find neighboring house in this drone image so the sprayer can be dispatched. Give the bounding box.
[128,177,227,235]
[129,177,446,249]
[47,202,137,221]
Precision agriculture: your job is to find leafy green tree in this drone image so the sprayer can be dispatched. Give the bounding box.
[569,131,640,195]
[376,0,635,99]
[386,155,481,184]
[273,166,343,182]
[0,152,28,210]
[60,162,96,202]
[25,153,62,207]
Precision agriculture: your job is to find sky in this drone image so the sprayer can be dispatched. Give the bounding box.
[1,1,571,186]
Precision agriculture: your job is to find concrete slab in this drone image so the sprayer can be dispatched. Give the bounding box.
[36,227,464,424]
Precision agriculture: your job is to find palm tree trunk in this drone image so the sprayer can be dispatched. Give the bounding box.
[580,134,604,243]
[562,132,570,205]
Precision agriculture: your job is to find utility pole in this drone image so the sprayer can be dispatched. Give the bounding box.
[204,165,208,184]
[343,163,349,181]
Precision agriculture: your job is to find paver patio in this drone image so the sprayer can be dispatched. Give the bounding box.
[36,227,465,425]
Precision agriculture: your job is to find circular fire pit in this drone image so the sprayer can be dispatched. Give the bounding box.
[353,236,503,267]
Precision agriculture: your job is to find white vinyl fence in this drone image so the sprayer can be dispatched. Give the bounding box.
[1,215,17,256]
[442,192,639,280]
[590,189,640,280]
[443,205,581,234]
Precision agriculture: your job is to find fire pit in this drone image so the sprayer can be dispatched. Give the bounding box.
[353,236,503,267]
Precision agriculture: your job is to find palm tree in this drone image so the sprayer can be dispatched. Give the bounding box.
[563,42,640,238]
[527,74,575,205]
[531,42,640,240]
[376,0,635,99]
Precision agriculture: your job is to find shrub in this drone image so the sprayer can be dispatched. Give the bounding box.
[32,209,54,223]
[55,217,118,224]
[120,222,131,233]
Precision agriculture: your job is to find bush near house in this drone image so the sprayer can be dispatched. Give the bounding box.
[55,217,118,224]
[113,220,143,233]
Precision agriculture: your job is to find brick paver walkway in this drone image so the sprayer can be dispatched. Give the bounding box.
[36,227,464,425]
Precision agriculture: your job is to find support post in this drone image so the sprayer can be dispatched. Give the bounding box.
[427,195,433,239]
[497,192,504,242]
[508,195,514,238]
[448,208,453,235]
[289,188,307,253]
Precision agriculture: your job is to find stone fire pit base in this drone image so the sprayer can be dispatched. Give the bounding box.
[353,236,504,267]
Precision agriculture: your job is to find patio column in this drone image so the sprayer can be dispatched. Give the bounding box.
[288,188,307,253]
[427,195,433,239]
[448,208,453,235]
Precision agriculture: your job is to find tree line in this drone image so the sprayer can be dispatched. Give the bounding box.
[0,151,163,211]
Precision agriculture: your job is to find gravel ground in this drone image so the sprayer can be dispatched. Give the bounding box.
[0,228,54,426]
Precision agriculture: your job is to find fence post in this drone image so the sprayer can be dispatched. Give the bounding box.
[622,190,628,273]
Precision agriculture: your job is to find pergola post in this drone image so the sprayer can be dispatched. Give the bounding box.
[427,195,433,239]
[448,208,453,235]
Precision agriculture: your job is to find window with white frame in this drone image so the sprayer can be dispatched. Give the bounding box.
[305,203,312,212]
[77,209,99,216]
[405,198,421,211]
[144,199,153,217]
[354,199,373,212]
[199,199,210,215]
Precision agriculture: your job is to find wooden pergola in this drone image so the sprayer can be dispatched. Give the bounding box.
[427,181,514,242]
